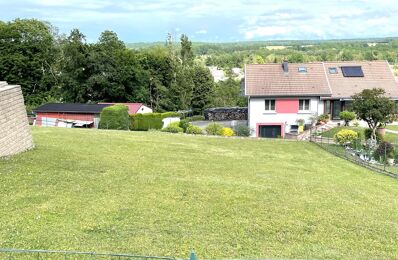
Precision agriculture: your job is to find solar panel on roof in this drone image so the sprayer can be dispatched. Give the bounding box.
[341,66,364,77]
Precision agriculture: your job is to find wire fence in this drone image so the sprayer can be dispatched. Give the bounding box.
[309,127,398,179]
[0,248,192,260]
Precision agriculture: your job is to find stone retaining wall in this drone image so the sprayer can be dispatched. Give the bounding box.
[204,107,248,121]
[0,82,34,157]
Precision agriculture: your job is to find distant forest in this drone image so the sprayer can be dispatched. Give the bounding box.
[128,38,398,74]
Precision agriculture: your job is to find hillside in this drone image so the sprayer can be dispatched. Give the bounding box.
[128,38,398,73]
[1,127,398,259]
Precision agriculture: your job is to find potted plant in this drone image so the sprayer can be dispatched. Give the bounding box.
[377,123,386,136]
[296,119,305,133]
[317,114,330,125]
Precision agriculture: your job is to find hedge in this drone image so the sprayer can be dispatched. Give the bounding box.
[99,105,130,130]
[161,122,184,133]
[130,112,181,131]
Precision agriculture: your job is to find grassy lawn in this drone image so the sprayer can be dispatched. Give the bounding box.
[319,126,364,138]
[320,126,398,143]
[1,127,398,259]
[386,125,398,131]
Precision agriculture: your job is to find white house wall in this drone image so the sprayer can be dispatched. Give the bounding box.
[136,105,153,114]
[249,97,321,137]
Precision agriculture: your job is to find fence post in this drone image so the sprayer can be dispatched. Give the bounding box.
[384,143,387,171]
[189,250,196,260]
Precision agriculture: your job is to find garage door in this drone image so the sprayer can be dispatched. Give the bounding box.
[259,125,281,138]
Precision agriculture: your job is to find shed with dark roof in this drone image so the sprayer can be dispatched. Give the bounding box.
[33,103,112,128]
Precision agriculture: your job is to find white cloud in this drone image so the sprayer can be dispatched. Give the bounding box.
[244,26,290,39]
[195,29,207,34]
[2,0,398,41]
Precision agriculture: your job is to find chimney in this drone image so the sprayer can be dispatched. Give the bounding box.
[282,60,289,73]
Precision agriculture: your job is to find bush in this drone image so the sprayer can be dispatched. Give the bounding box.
[186,125,203,135]
[179,119,190,132]
[340,111,356,126]
[130,112,181,131]
[234,124,251,137]
[205,122,223,135]
[187,115,205,122]
[318,114,330,123]
[161,112,182,118]
[161,122,184,133]
[364,128,384,142]
[99,105,129,130]
[220,127,235,137]
[334,129,359,145]
[374,141,395,161]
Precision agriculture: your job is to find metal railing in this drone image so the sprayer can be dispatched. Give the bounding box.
[0,248,189,260]
[309,127,398,179]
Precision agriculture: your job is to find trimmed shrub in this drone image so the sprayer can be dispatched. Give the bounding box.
[187,115,205,122]
[179,119,190,132]
[205,122,223,135]
[186,125,203,135]
[161,112,182,118]
[234,124,251,137]
[374,141,394,161]
[220,127,235,137]
[99,105,129,130]
[130,112,181,131]
[334,129,358,145]
[340,111,356,126]
[364,128,384,142]
[318,114,330,123]
[161,123,183,133]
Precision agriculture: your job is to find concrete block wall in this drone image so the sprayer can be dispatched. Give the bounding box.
[0,82,34,157]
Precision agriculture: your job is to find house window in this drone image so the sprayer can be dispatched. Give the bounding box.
[265,99,275,111]
[329,67,338,74]
[298,67,307,73]
[299,99,310,111]
[325,100,331,114]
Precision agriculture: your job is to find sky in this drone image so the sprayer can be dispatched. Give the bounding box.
[1,0,398,43]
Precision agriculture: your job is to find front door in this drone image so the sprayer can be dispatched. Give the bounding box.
[259,125,281,138]
[332,101,342,120]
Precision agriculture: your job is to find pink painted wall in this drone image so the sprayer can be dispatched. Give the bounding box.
[275,99,299,113]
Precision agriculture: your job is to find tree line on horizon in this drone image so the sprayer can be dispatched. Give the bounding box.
[0,19,245,113]
[199,39,398,71]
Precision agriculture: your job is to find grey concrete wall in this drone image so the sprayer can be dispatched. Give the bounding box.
[0,82,34,157]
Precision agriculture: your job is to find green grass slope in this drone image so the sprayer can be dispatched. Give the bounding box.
[1,127,398,259]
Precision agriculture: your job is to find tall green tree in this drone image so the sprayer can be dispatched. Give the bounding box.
[139,46,175,111]
[211,78,246,107]
[0,19,59,106]
[352,88,397,140]
[192,65,214,114]
[180,34,194,65]
[59,29,90,102]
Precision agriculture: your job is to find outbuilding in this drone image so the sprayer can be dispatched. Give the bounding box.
[34,103,111,128]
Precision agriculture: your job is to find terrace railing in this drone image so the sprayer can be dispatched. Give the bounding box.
[309,127,398,179]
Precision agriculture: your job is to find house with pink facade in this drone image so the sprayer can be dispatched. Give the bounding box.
[245,60,398,138]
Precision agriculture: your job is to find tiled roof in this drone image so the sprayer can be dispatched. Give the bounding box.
[245,63,332,97]
[245,61,398,98]
[324,61,398,98]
